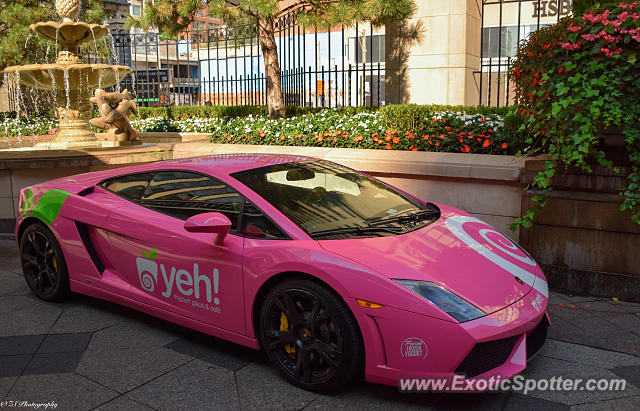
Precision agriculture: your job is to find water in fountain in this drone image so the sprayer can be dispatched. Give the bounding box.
[63,69,71,110]
[13,72,24,148]
[90,27,99,63]
[106,33,118,65]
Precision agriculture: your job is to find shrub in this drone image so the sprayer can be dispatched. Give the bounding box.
[510,1,640,227]
[208,109,511,154]
[379,104,509,133]
[0,113,57,137]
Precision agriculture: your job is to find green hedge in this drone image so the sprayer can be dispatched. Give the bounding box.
[379,104,510,132]
[131,105,379,120]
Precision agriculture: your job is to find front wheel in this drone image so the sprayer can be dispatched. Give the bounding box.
[258,279,363,392]
[20,223,70,301]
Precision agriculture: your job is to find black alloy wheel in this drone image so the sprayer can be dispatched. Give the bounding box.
[20,223,69,301]
[259,279,363,392]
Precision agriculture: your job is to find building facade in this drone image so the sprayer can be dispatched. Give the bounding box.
[385,0,572,107]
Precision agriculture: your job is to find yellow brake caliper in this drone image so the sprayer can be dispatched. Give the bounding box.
[280,312,296,357]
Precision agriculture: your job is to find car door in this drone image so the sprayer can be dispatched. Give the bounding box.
[102,170,246,335]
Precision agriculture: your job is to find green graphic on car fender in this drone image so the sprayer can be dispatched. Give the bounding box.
[142,248,157,260]
[24,189,72,225]
[20,189,35,217]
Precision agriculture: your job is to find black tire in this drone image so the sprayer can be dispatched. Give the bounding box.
[20,222,70,301]
[258,278,364,392]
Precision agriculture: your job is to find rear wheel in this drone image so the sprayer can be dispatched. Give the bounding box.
[258,279,363,392]
[20,223,69,301]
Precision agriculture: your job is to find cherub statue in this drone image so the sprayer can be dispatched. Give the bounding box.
[90,89,140,142]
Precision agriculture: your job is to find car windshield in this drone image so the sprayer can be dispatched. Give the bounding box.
[231,160,440,239]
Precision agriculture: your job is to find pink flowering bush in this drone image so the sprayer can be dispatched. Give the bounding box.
[510,2,640,228]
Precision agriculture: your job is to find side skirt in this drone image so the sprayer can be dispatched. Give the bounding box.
[70,279,260,350]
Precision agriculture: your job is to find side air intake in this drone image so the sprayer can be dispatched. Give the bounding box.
[75,222,105,275]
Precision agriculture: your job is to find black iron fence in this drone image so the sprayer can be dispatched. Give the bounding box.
[87,11,385,108]
[478,0,570,106]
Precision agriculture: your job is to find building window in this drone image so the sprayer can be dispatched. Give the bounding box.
[482,24,551,59]
[351,34,385,64]
[131,5,141,16]
[193,21,206,32]
[482,26,518,59]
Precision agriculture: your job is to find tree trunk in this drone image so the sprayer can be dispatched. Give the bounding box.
[257,16,285,119]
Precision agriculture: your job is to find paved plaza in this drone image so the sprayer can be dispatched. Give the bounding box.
[1,238,639,410]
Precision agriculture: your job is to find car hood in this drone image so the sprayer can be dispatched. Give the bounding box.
[318,205,548,315]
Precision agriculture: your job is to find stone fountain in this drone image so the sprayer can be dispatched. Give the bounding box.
[3,0,137,148]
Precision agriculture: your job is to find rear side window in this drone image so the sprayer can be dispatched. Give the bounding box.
[98,173,153,202]
[140,171,243,227]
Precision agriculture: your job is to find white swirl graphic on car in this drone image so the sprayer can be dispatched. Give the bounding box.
[445,215,548,297]
[136,250,158,293]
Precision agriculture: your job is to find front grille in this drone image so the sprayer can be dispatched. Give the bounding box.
[455,335,520,378]
[526,315,549,359]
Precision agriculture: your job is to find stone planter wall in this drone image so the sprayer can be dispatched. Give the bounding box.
[519,158,640,302]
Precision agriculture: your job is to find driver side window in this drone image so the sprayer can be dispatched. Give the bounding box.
[140,171,242,230]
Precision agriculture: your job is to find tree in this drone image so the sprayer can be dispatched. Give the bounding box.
[128,0,415,119]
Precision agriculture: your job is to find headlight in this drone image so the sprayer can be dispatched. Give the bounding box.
[394,280,485,322]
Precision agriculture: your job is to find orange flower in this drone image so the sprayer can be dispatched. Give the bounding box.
[439,135,445,140]
[501,142,507,149]
[482,139,491,148]
[259,130,266,137]
[461,145,471,153]
[392,137,399,144]
[435,142,440,147]
[371,132,377,138]
[280,135,286,141]
[317,136,324,142]
[386,143,392,150]
[385,135,392,142]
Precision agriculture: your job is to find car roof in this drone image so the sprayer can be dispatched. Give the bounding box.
[161,153,316,176]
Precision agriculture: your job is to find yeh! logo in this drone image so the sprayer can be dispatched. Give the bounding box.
[136,249,158,292]
[136,249,220,305]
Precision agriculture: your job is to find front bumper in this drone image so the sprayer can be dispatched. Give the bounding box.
[357,288,549,387]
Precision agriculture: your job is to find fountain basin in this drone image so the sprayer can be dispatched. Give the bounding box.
[30,21,109,44]
[3,64,131,90]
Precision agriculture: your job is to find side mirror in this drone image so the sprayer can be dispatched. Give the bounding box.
[184,212,232,245]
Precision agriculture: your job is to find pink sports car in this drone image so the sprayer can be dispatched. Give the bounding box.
[15,154,549,391]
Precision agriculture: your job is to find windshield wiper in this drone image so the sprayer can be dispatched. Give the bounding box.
[310,226,403,239]
[367,209,439,226]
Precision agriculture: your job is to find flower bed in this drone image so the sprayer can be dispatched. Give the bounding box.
[2,104,522,155]
[1,115,58,138]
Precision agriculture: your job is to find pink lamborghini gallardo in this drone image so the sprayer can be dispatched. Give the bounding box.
[15,154,549,391]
